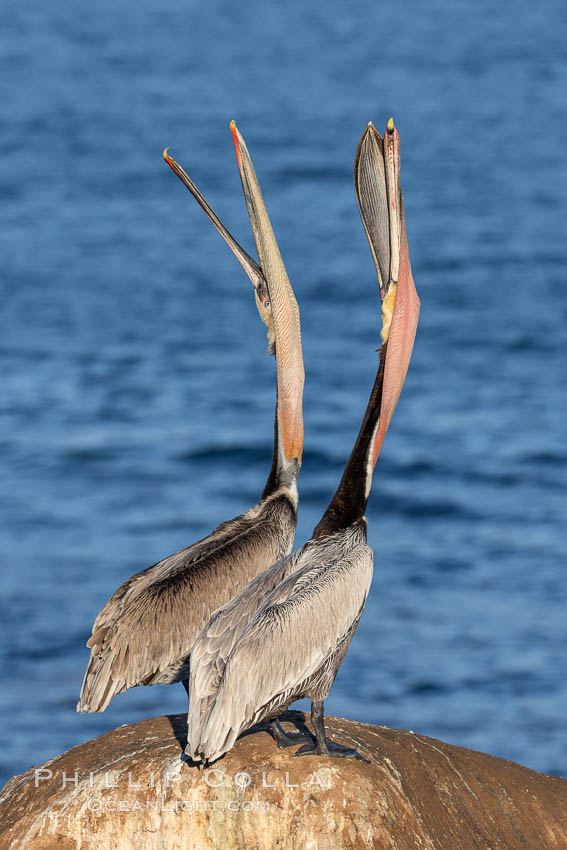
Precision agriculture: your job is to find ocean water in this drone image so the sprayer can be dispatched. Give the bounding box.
[1,0,566,787]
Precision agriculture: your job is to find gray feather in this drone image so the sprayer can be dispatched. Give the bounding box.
[187,522,372,762]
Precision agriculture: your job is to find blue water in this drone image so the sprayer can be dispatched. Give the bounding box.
[1,0,566,787]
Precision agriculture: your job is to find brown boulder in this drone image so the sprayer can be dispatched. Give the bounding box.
[1,712,566,849]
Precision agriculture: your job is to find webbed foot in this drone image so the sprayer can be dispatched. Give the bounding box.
[271,718,314,749]
[294,738,369,762]
[294,699,370,762]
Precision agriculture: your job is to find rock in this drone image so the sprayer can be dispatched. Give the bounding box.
[1,712,567,849]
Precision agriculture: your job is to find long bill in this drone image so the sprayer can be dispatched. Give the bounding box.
[163,147,273,308]
[314,119,420,536]
[365,119,420,467]
[230,122,305,468]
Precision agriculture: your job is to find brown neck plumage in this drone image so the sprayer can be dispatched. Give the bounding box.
[261,396,282,499]
[312,342,387,538]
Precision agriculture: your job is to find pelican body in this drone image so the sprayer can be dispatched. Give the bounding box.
[77,124,304,714]
[186,119,420,763]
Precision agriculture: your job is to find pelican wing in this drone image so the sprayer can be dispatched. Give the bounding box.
[77,495,295,713]
[188,541,323,750]
[195,542,373,762]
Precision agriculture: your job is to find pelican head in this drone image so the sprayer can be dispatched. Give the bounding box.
[163,128,304,467]
[354,118,420,465]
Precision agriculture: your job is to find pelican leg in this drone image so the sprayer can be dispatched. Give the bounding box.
[270,718,314,749]
[294,701,369,762]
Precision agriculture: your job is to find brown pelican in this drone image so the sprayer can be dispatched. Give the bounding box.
[185,118,420,763]
[77,124,304,713]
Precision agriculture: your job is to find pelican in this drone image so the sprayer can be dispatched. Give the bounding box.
[77,123,304,713]
[185,118,420,763]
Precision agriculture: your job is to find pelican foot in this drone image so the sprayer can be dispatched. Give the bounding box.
[180,750,204,767]
[271,718,314,749]
[294,739,369,762]
[295,701,370,762]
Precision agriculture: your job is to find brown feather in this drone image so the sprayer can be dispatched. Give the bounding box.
[77,490,296,713]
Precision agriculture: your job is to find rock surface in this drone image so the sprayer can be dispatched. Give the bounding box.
[2,712,567,849]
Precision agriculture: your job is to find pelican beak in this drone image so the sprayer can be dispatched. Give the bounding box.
[230,122,304,465]
[354,119,420,463]
[162,147,272,303]
[354,122,391,300]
